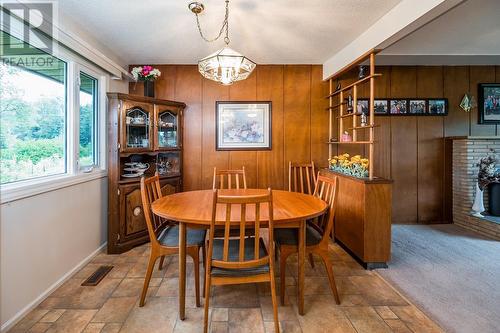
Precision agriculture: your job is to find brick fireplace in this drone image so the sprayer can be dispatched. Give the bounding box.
[452,137,500,240]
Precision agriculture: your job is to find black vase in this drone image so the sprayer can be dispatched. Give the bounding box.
[144,81,155,98]
[488,183,500,216]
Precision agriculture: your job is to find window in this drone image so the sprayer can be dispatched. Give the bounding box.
[79,72,98,168]
[0,29,106,189]
[0,32,67,184]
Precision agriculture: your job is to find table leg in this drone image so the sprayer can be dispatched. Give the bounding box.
[179,222,186,320]
[298,219,305,315]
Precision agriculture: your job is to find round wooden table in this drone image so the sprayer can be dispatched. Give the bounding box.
[151,189,328,319]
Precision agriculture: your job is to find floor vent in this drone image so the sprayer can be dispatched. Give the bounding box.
[81,265,113,286]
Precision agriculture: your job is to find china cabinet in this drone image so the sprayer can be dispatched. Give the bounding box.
[107,93,186,254]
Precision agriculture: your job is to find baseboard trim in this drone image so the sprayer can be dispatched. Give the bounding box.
[1,242,107,333]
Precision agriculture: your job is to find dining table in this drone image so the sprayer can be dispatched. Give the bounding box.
[151,188,328,319]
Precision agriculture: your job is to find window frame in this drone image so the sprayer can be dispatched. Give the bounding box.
[0,32,109,204]
[75,65,104,171]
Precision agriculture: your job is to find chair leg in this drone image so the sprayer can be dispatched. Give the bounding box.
[189,247,201,307]
[158,255,165,270]
[269,265,280,333]
[203,271,212,333]
[202,244,206,297]
[319,251,340,304]
[279,247,291,306]
[140,252,157,307]
[308,253,315,269]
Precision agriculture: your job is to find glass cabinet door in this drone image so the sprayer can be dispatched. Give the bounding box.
[156,109,178,149]
[124,106,152,150]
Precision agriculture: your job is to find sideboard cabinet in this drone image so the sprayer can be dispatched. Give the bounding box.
[107,93,186,254]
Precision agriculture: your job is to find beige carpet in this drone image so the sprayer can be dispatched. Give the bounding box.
[377,224,500,333]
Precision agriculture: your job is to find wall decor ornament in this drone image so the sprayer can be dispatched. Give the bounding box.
[460,94,474,112]
[215,101,271,150]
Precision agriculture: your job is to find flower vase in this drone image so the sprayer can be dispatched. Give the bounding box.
[471,183,485,217]
[144,81,155,98]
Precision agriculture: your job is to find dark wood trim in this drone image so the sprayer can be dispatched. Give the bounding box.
[107,92,186,108]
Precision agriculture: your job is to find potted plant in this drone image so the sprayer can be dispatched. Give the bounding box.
[328,153,369,178]
[131,66,161,98]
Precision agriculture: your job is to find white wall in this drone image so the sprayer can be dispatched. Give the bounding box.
[0,9,129,331]
[0,178,107,326]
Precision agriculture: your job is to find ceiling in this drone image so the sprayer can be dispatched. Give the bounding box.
[58,0,401,65]
[378,0,500,64]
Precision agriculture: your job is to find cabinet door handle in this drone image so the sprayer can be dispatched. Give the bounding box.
[133,207,142,216]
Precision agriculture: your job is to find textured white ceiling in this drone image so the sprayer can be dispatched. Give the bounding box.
[382,0,500,56]
[57,0,401,65]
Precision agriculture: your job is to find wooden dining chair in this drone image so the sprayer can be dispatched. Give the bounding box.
[213,166,247,189]
[203,189,279,333]
[275,174,340,305]
[288,161,316,195]
[288,161,318,268]
[212,166,249,237]
[139,174,207,307]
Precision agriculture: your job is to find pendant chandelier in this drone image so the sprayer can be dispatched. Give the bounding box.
[189,0,256,85]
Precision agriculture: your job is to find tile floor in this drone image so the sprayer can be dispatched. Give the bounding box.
[9,242,443,333]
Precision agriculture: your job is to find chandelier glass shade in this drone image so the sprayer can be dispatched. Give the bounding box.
[189,1,256,85]
[198,47,256,85]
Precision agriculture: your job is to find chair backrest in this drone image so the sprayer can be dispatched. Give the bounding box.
[206,189,274,271]
[311,175,339,244]
[213,166,247,190]
[140,174,168,246]
[288,161,316,194]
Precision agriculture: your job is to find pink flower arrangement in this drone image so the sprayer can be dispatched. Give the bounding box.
[131,66,161,81]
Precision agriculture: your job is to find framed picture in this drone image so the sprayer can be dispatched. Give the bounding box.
[390,100,408,114]
[409,100,426,114]
[216,101,272,150]
[428,99,448,115]
[478,83,500,124]
[374,99,389,114]
[356,99,369,114]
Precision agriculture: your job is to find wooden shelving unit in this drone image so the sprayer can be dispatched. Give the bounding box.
[326,51,380,179]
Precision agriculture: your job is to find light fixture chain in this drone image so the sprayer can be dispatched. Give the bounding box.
[194,0,230,44]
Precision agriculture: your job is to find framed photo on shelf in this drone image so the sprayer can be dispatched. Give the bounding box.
[374,99,389,114]
[215,101,272,150]
[409,100,426,114]
[478,83,500,124]
[428,99,448,115]
[390,100,408,115]
[357,99,369,114]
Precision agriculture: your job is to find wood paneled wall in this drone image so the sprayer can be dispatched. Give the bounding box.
[129,65,329,192]
[129,64,500,224]
[334,66,500,224]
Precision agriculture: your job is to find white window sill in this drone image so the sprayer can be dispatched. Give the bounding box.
[0,169,107,204]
